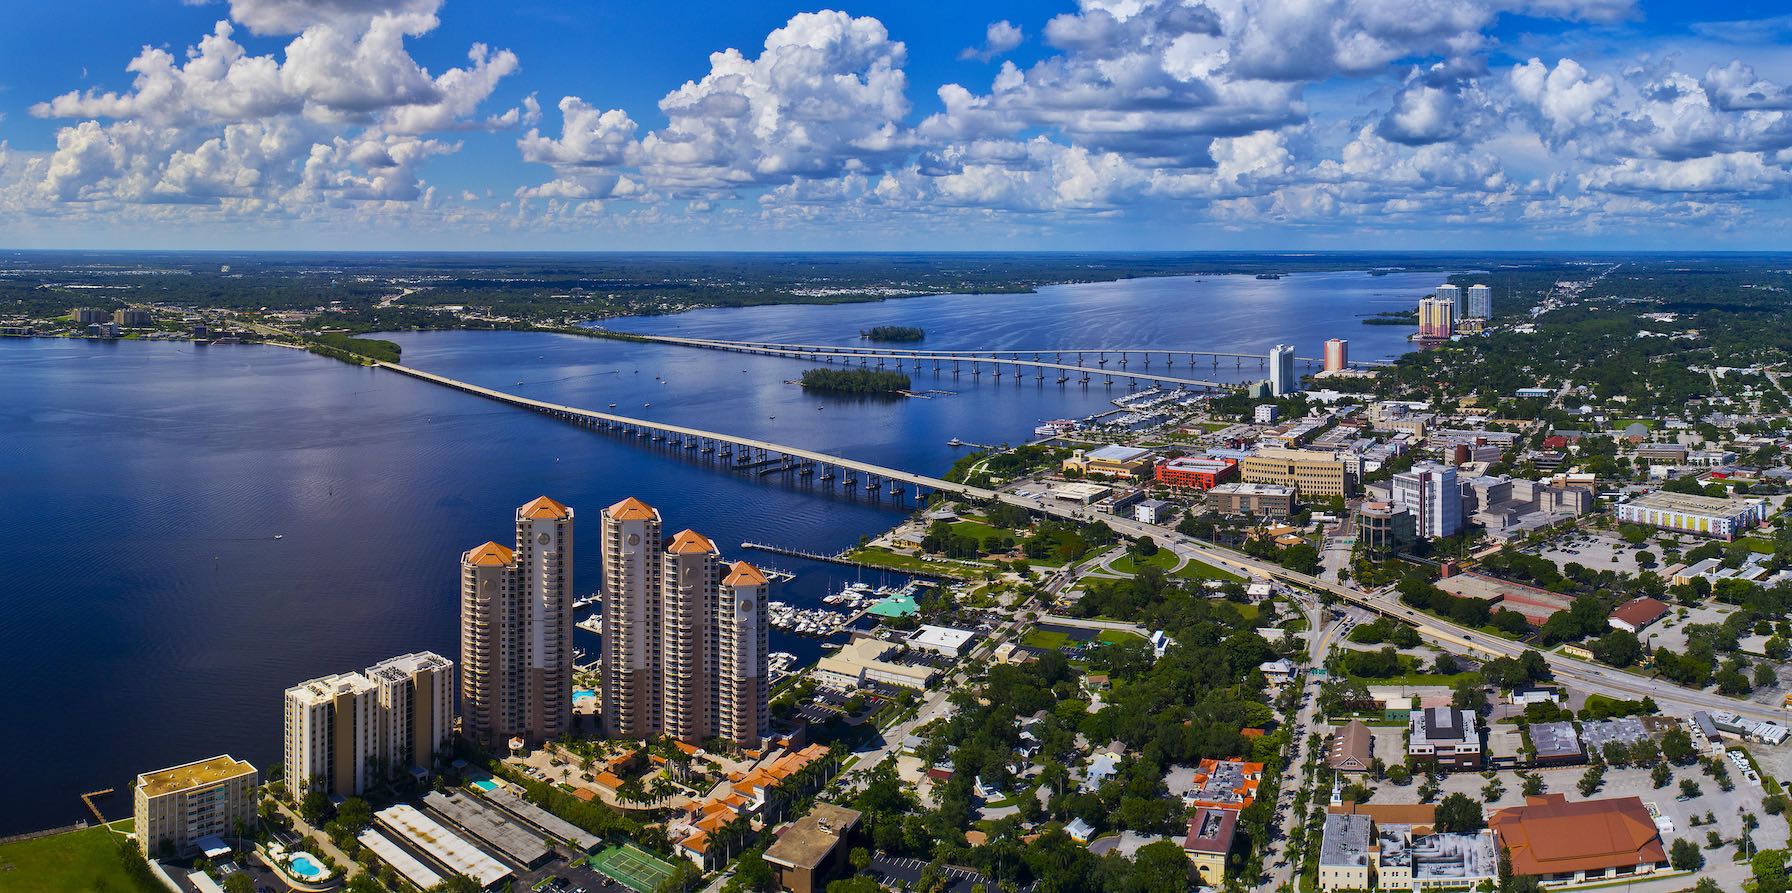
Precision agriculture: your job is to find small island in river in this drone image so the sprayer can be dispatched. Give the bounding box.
[798,367,911,394]
[860,325,925,342]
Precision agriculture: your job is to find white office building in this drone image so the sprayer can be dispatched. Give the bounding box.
[1466,284,1491,319]
[1392,463,1462,539]
[1269,343,1298,396]
[1435,283,1464,317]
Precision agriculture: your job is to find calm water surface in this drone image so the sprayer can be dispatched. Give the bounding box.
[0,270,1435,831]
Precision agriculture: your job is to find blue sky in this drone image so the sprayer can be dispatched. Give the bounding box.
[3,0,1792,250]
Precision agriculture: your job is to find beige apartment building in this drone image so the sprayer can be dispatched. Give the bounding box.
[662,529,721,742]
[284,671,379,798]
[367,651,455,780]
[460,540,521,750]
[285,652,454,798]
[515,496,575,743]
[600,497,769,747]
[135,755,259,857]
[459,497,574,749]
[719,561,771,745]
[602,497,664,739]
[1240,447,1352,497]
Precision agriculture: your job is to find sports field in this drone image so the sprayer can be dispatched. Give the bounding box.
[588,842,676,893]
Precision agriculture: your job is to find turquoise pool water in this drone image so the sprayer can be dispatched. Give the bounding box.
[471,779,498,792]
[574,688,596,701]
[289,854,327,880]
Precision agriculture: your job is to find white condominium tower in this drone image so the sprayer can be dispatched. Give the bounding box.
[602,497,664,739]
[661,529,721,742]
[459,497,575,749]
[1435,283,1463,317]
[600,496,770,746]
[284,671,379,798]
[367,652,454,778]
[515,496,575,744]
[1466,283,1491,319]
[1268,343,1298,396]
[284,651,456,798]
[718,562,771,744]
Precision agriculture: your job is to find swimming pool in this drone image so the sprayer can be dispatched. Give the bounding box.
[471,778,498,792]
[288,853,328,881]
[574,688,597,701]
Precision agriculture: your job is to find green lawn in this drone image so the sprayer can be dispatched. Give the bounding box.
[1613,418,1657,430]
[949,519,1009,543]
[1097,629,1147,645]
[1109,550,1180,575]
[1231,602,1260,620]
[1173,557,1246,582]
[0,821,157,893]
[843,546,984,579]
[1022,629,1072,649]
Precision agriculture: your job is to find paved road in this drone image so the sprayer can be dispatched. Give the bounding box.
[997,491,1788,723]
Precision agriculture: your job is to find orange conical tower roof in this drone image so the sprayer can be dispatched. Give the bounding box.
[605,496,657,521]
[518,495,572,520]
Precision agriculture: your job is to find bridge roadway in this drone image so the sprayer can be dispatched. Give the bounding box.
[382,361,1775,722]
[380,362,1001,500]
[604,331,1394,368]
[607,333,1233,388]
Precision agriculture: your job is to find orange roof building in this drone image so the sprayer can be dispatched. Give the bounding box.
[518,495,572,520]
[1190,758,1264,810]
[669,745,835,869]
[605,496,658,521]
[462,541,515,566]
[724,561,769,587]
[1489,794,1667,884]
[667,529,718,554]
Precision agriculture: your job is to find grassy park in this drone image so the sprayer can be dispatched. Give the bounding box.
[0,820,157,893]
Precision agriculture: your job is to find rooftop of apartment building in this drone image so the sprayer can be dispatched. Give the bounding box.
[287,671,375,704]
[367,651,452,682]
[138,754,256,797]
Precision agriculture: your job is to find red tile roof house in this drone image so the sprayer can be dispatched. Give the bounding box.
[1608,597,1670,634]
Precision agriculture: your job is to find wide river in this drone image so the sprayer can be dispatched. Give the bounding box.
[0,270,1432,832]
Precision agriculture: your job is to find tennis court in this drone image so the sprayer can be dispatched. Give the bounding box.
[588,842,676,893]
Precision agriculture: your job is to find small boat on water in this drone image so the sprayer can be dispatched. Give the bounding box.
[608,403,617,408]
[273,534,284,540]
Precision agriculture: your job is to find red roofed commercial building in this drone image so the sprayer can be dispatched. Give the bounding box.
[1489,794,1667,886]
[1156,457,1239,490]
[1608,597,1670,634]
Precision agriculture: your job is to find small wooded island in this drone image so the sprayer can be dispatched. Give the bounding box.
[860,325,925,342]
[798,367,911,394]
[1362,310,1419,326]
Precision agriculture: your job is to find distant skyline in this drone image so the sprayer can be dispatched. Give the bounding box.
[3,0,1792,251]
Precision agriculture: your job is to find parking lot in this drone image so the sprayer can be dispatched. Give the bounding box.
[1359,754,1787,860]
[1533,532,1652,575]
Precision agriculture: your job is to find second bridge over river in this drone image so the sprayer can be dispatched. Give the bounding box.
[381,362,1001,502]
[590,330,1392,384]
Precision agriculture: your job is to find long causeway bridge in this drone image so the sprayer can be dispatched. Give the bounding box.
[597,331,1393,382]
[381,363,999,501]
